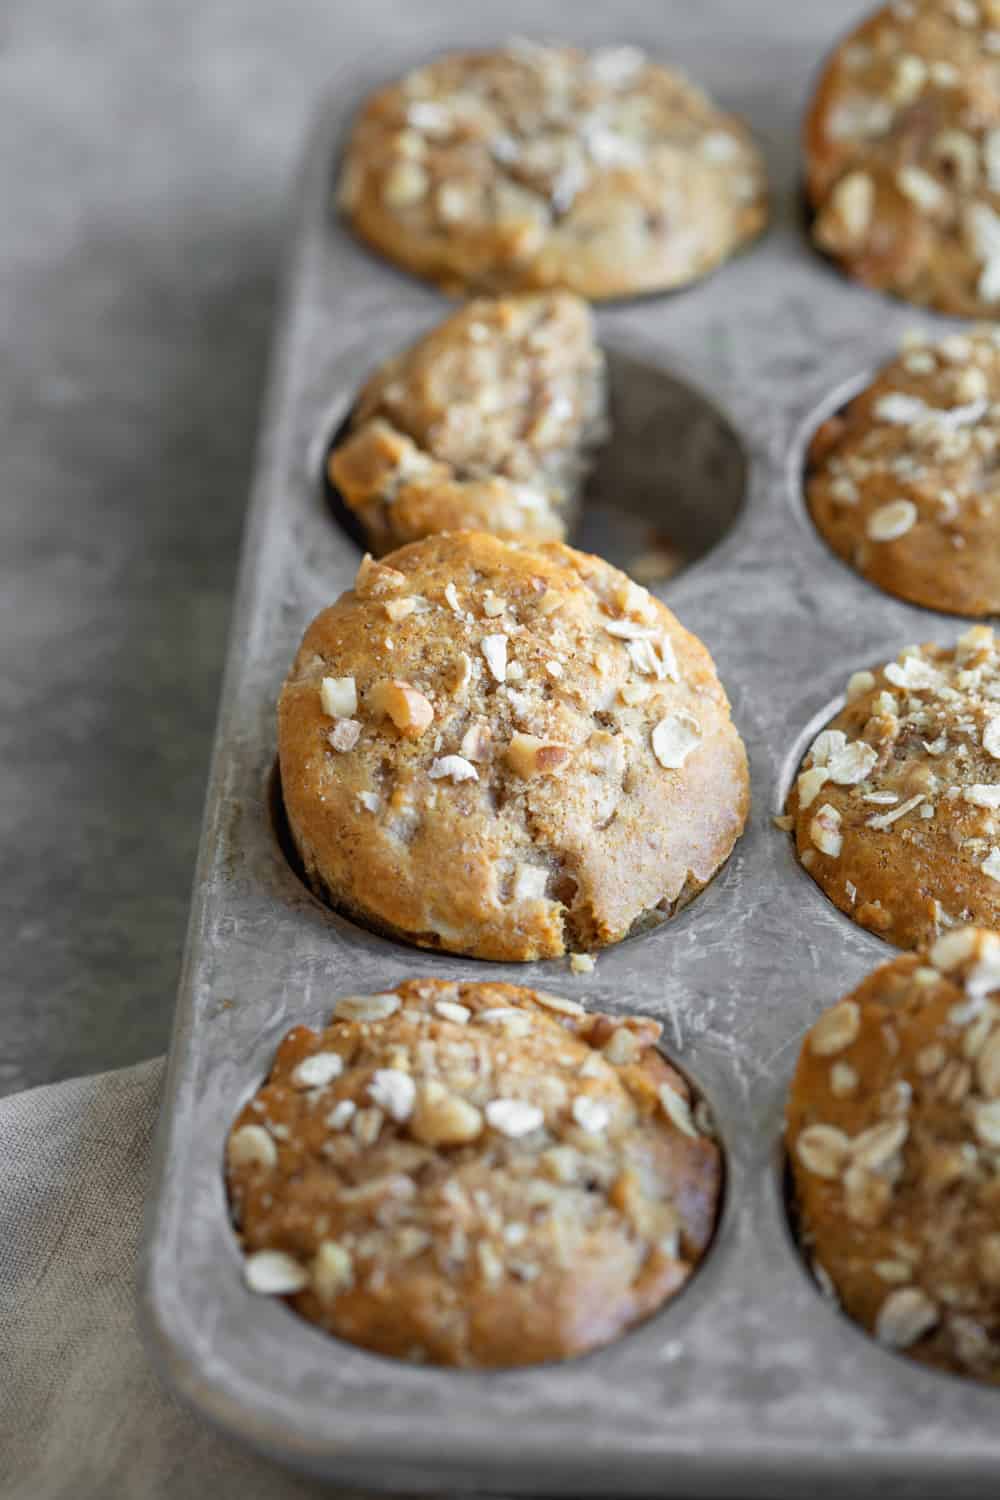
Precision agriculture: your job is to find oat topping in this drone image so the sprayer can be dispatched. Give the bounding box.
[290,1052,345,1090]
[651,712,702,770]
[227,979,721,1367]
[787,938,1000,1383]
[244,1249,310,1296]
[227,1124,278,1171]
[788,631,1000,949]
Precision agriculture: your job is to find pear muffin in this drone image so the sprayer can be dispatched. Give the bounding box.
[228,978,721,1368]
[278,532,749,961]
[328,292,608,554]
[807,326,1000,616]
[787,930,1000,1384]
[805,0,1000,315]
[787,629,1000,951]
[338,41,768,300]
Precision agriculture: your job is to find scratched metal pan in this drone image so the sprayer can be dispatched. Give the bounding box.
[138,2,1000,1493]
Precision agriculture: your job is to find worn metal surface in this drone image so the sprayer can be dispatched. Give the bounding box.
[140,4,1000,1493]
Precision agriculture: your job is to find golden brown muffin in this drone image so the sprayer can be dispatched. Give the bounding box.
[228,978,721,1368]
[786,629,1000,951]
[807,326,1000,616]
[805,1,1000,315]
[328,292,608,555]
[786,931,1000,1384]
[278,533,749,961]
[338,42,768,301]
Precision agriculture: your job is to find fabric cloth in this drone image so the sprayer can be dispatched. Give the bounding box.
[0,1060,383,1500]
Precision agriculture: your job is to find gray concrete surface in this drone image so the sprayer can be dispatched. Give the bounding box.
[0,0,870,1099]
[1,0,343,1095]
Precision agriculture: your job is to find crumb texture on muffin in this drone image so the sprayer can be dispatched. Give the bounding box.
[228,978,722,1368]
[787,629,1000,951]
[786,930,1000,1384]
[278,532,749,960]
[805,0,1000,315]
[329,292,608,554]
[807,326,1000,616]
[338,42,768,300]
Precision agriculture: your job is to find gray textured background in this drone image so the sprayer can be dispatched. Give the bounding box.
[0,0,868,1099]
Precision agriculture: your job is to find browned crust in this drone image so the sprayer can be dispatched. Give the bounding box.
[786,933,1000,1384]
[277,533,749,961]
[227,978,722,1368]
[338,44,768,301]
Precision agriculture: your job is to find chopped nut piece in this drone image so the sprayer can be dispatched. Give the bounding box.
[369,679,434,736]
[291,1052,345,1090]
[569,952,595,975]
[320,676,358,719]
[333,992,401,1023]
[459,722,491,762]
[571,1095,610,1134]
[875,1288,939,1350]
[326,1100,357,1131]
[355,555,407,595]
[809,803,843,857]
[506,731,570,777]
[484,1098,544,1138]
[410,1081,483,1146]
[658,1083,697,1138]
[244,1249,309,1296]
[311,1242,354,1301]
[228,1124,278,1170]
[368,1068,416,1122]
[328,719,361,752]
[809,1001,860,1057]
[481,633,508,683]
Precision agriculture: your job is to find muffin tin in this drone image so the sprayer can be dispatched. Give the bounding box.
[139,3,1000,1493]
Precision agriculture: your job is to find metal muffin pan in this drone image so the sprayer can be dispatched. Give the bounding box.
[139,3,1000,1493]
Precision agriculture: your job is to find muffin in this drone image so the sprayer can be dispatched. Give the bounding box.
[328,292,608,554]
[278,532,749,960]
[787,629,1000,951]
[228,978,721,1368]
[338,41,768,300]
[805,0,1000,315]
[786,930,1000,1384]
[807,325,1000,616]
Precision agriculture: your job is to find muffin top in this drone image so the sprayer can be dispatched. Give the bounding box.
[338,42,767,300]
[807,326,1000,616]
[228,978,721,1368]
[278,532,749,961]
[787,629,1000,950]
[805,0,1000,315]
[786,930,1000,1384]
[329,292,607,554]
